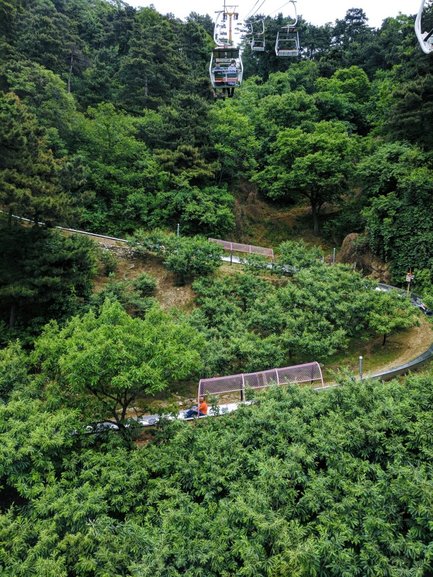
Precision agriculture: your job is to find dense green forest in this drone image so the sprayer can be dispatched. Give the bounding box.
[1,1,433,575]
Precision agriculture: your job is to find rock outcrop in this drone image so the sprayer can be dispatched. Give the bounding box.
[337,233,391,282]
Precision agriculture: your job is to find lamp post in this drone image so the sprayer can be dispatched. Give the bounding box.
[359,355,363,381]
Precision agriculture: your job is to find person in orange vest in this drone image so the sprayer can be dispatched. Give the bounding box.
[185,397,208,419]
[198,397,208,415]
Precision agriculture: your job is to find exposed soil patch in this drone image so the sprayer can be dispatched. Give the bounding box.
[94,246,195,312]
[367,317,433,374]
[235,188,333,252]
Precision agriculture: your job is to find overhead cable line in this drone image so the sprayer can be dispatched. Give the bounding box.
[245,0,295,21]
[244,0,266,19]
[269,0,295,17]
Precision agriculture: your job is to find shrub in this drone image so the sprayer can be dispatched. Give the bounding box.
[163,236,223,285]
[98,249,118,276]
[132,273,157,297]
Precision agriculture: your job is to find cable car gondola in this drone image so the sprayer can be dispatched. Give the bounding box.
[275,0,300,57]
[209,46,243,98]
[209,7,243,98]
[250,19,265,52]
[415,0,433,54]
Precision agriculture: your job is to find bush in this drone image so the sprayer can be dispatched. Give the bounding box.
[129,229,170,257]
[91,280,156,316]
[98,249,118,276]
[240,254,271,274]
[276,239,323,269]
[132,273,157,297]
[163,236,223,285]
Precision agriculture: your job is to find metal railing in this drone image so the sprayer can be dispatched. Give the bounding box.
[208,238,274,258]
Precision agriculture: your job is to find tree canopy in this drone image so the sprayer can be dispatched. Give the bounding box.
[1,371,433,576]
[1,4,433,575]
[33,299,204,430]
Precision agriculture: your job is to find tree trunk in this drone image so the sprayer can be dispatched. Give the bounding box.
[311,202,320,235]
[382,333,387,346]
[9,302,16,329]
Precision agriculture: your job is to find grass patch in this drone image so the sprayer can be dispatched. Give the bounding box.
[324,317,433,382]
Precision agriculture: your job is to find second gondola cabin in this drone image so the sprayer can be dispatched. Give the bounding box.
[275,25,300,57]
[209,46,244,98]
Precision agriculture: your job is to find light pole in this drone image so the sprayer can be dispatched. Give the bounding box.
[359,355,363,381]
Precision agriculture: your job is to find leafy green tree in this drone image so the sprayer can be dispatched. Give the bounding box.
[14,0,80,78]
[0,225,97,339]
[132,272,157,297]
[2,362,433,575]
[193,260,420,373]
[254,121,358,234]
[0,396,79,504]
[0,61,78,152]
[240,75,318,161]
[74,45,120,107]
[372,14,419,71]
[137,94,213,151]
[314,66,371,132]
[146,185,235,236]
[154,144,216,187]
[208,103,259,181]
[90,265,158,316]
[276,239,323,269]
[355,141,426,199]
[384,73,433,149]
[75,102,163,234]
[33,300,204,431]
[254,85,318,137]
[0,92,72,225]
[116,8,190,111]
[0,0,19,57]
[163,236,223,285]
[90,278,156,317]
[186,11,214,36]
[298,19,335,61]
[357,142,433,283]
[332,8,373,50]
[366,289,418,345]
[0,341,29,401]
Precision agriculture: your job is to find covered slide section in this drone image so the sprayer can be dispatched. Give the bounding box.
[198,361,324,403]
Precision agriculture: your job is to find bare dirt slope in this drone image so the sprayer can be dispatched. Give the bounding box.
[94,247,195,312]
